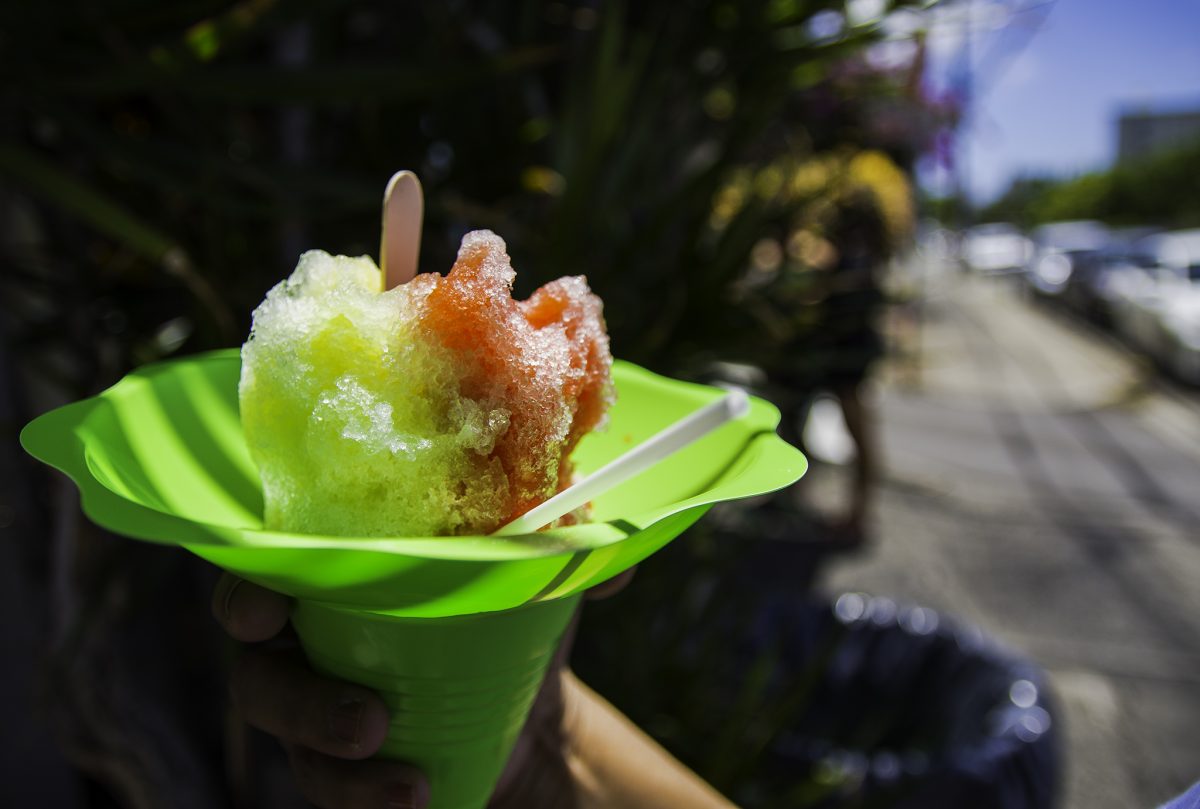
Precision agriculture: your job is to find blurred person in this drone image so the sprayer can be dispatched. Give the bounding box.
[211,572,738,809]
[815,195,888,543]
[777,192,890,546]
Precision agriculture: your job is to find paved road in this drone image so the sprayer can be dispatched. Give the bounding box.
[813,275,1200,809]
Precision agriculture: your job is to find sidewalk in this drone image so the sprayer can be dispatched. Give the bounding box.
[812,274,1200,809]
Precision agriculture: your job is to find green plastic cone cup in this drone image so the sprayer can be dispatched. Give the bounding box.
[20,350,806,808]
[292,596,580,809]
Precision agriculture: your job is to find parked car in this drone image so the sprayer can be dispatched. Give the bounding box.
[1109,229,1200,384]
[1060,227,1161,324]
[961,223,1033,274]
[1024,220,1110,297]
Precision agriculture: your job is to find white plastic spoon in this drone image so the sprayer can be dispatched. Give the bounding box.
[493,388,751,536]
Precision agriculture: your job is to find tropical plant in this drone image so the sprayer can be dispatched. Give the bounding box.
[979,137,1200,229]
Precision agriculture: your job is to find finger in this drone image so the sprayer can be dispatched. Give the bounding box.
[585,566,636,601]
[289,746,430,809]
[212,572,290,642]
[231,648,390,759]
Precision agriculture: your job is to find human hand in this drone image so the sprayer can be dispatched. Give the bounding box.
[211,573,429,808]
[211,569,635,809]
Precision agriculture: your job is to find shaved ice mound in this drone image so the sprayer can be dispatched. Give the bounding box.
[239,230,613,537]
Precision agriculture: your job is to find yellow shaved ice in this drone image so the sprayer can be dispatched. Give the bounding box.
[240,250,511,536]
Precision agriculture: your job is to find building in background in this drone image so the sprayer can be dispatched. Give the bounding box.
[1117,103,1200,162]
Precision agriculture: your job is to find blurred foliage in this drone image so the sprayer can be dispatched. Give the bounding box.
[2,0,933,404]
[847,150,914,246]
[979,137,1200,230]
[918,190,969,228]
[971,176,1057,229]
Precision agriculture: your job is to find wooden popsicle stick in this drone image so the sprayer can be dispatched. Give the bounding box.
[380,170,424,290]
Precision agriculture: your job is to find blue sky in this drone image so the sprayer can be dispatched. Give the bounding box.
[923,0,1200,203]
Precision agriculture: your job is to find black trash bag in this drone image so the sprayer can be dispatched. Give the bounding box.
[573,532,1059,809]
[735,592,1059,809]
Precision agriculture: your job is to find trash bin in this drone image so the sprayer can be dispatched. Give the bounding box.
[573,530,1061,809]
[736,592,1060,809]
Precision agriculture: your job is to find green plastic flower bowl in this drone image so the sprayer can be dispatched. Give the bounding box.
[21,349,806,809]
[20,349,806,615]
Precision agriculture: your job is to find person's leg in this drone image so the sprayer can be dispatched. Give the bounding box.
[832,380,878,540]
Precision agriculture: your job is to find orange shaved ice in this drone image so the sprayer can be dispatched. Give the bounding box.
[239,230,613,537]
[420,233,612,525]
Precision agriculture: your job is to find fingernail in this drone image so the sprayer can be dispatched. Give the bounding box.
[384,780,417,809]
[330,698,363,747]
